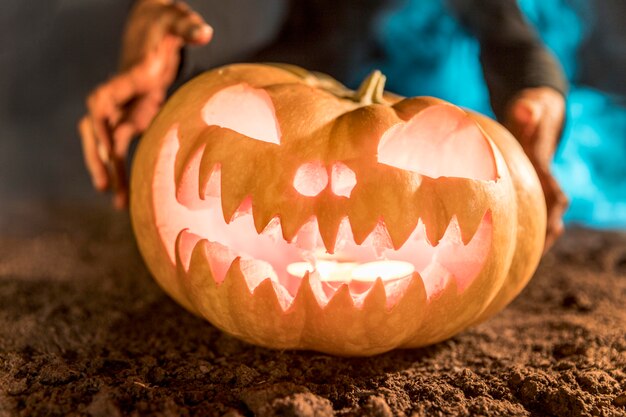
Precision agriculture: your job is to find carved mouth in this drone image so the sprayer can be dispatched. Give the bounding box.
[153,126,493,311]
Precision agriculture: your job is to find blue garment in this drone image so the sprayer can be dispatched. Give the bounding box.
[367,0,626,228]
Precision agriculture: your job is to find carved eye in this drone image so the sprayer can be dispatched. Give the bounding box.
[293,162,328,196]
[330,162,357,197]
[377,104,497,181]
[202,84,281,144]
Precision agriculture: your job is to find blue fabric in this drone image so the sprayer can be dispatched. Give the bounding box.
[363,0,626,228]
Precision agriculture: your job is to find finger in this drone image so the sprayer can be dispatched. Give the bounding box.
[512,98,541,126]
[505,98,541,145]
[86,72,146,158]
[78,116,109,191]
[108,87,168,212]
[164,5,213,44]
[111,156,129,210]
[112,122,138,159]
[105,135,128,209]
[111,65,165,101]
[114,189,129,210]
[98,66,162,110]
[159,35,183,85]
[108,117,142,205]
[86,91,114,159]
[120,91,163,136]
[544,218,564,253]
[134,36,184,92]
[174,18,213,45]
[545,199,566,253]
[542,173,568,253]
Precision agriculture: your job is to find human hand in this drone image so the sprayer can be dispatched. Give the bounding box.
[78,0,212,209]
[504,87,568,252]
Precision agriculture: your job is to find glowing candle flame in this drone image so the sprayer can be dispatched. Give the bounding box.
[286,261,359,282]
[286,260,415,286]
[351,260,415,282]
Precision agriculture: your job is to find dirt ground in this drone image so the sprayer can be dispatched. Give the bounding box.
[0,201,625,417]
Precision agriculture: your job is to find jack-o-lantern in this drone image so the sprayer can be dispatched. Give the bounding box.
[130,63,546,356]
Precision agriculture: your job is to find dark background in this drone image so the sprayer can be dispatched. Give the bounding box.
[1,0,625,213]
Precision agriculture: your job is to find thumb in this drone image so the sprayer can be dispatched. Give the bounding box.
[168,9,213,45]
[505,98,542,143]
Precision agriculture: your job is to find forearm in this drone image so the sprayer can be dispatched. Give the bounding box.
[480,41,567,121]
[447,0,568,120]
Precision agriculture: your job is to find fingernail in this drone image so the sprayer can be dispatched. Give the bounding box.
[191,25,212,41]
[114,193,128,210]
[94,177,108,191]
[513,104,533,124]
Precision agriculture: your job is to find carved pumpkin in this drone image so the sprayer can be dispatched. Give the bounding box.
[130,63,546,356]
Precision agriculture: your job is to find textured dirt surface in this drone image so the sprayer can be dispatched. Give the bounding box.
[0,201,625,417]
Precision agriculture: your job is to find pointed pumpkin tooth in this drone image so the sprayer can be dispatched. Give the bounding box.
[219,257,282,339]
[172,233,210,315]
[175,144,206,206]
[291,272,326,311]
[256,215,281,241]
[251,277,291,312]
[382,271,429,346]
[413,179,451,246]
[218,163,254,222]
[198,140,220,198]
[221,256,246,293]
[421,208,453,247]
[324,283,354,311]
[289,273,325,347]
[361,277,387,311]
[230,196,253,221]
[221,191,251,224]
[455,207,485,245]
[385,211,421,250]
[238,258,279,292]
[190,239,237,286]
[198,163,221,200]
[173,128,200,190]
[348,210,381,246]
[303,271,334,308]
[175,229,204,273]
[221,272,302,349]
[280,206,316,243]
[316,212,344,254]
[186,237,210,278]
[362,221,394,257]
[182,237,219,318]
[292,217,320,251]
[379,184,422,250]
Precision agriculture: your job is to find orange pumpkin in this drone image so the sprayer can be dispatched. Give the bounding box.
[130,63,546,356]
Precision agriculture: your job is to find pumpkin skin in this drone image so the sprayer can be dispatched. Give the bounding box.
[130,63,546,356]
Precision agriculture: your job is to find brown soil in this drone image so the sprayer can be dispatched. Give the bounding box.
[0,201,625,417]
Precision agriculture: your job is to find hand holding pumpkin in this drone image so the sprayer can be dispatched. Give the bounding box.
[504,87,568,252]
[78,0,212,209]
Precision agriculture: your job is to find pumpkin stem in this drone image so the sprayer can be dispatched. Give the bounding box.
[355,70,387,105]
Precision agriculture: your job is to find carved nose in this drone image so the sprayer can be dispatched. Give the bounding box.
[293,161,357,198]
[293,162,328,196]
[331,162,356,197]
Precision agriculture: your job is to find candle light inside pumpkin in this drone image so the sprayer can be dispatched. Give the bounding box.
[287,260,415,293]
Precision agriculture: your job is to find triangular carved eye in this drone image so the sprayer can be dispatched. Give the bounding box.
[202,84,281,144]
[377,104,497,181]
